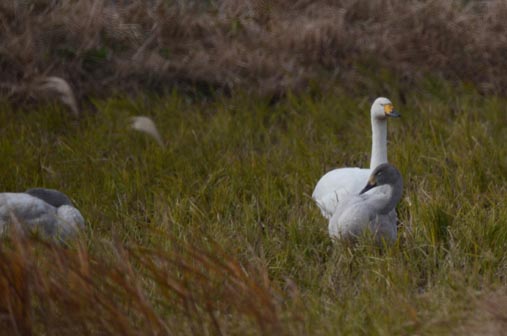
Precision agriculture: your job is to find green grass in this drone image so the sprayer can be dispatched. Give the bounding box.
[1,83,507,334]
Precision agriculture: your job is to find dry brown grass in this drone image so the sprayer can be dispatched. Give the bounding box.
[1,0,507,106]
[454,290,507,335]
[0,231,292,335]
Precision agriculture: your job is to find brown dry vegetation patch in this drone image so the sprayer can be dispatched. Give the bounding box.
[455,290,507,335]
[0,233,293,335]
[1,0,507,105]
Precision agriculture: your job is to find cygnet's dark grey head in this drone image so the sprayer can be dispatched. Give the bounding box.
[25,188,74,208]
[360,163,403,195]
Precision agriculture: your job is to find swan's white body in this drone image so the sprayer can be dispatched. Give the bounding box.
[328,164,403,244]
[313,168,371,219]
[312,97,399,219]
[0,191,84,240]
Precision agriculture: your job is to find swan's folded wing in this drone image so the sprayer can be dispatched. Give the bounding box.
[56,205,85,238]
[312,168,371,219]
[369,210,398,243]
[0,193,59,235]
[328,195,372,239]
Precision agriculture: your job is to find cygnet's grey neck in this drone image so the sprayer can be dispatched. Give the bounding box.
[370,116,388,169]
[366,179,403,215]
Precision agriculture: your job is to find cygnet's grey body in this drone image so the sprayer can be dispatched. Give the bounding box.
[328,163,403,244]
[0,188,84,240]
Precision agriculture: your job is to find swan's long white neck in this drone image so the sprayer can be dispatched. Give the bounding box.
[370,117,388,169]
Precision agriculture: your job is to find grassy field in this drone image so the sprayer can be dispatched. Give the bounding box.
[1,80,507,335]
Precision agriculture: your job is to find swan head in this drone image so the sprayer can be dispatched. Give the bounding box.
[25,188,74,207]
[371,97,400,120]
[360,163,402,195]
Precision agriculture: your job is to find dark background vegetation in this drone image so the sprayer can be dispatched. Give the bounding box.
[2,0,507,104]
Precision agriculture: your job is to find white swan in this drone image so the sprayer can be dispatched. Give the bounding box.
[328,163,403,243]
[0,188,84,240]
[312,97,400,219]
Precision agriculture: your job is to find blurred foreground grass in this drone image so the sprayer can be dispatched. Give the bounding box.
[0,81,507,334]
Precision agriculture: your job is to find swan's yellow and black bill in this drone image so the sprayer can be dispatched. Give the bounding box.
[360,176,377,194]
[384,104,400,118]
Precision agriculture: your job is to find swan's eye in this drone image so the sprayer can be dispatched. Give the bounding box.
[376,172,383,177]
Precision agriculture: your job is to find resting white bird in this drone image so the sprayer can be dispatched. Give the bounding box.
[328,163,403,244]
[0,188,84,240]
[312,97,400,219]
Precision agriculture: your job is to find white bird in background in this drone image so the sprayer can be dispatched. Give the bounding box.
[328,163,403,244]
[130,116,166,148]
[0,188,84,241]
[312,97,400,219]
